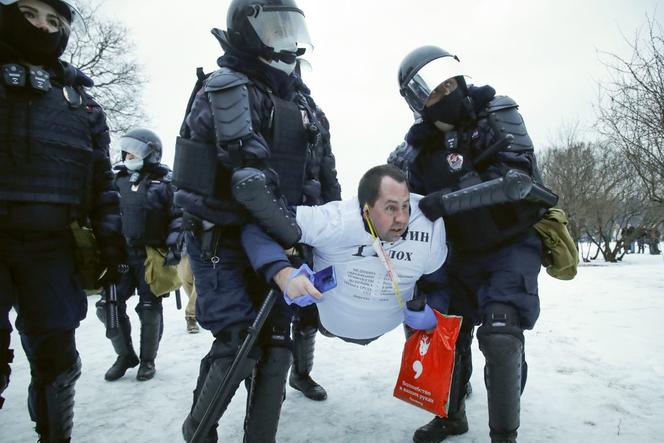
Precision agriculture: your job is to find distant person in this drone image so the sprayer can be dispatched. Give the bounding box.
[649,229,661,255]
[95,128,182,382]
[636,228,646,254]
[177,245,199,333]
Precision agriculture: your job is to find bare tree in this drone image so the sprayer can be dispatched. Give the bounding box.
[597,15,664,204]
[540,134,662,262]
[63,0,146,137]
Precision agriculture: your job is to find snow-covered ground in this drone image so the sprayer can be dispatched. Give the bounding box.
[1,252,663,442]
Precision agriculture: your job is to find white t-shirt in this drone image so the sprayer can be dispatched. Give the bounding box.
[296,194,447,339]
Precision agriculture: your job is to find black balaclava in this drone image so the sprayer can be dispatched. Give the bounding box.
[0,4,69,66]
[420,76,471,127]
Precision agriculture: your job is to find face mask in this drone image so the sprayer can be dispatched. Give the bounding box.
[124,158,143,171]
[421,87,467,127]
[261,58,296,75]
[0,5,69,66]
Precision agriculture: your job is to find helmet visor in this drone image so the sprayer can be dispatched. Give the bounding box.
[247,6,313,54]
[119,136,150,160]
[402,56,466,111]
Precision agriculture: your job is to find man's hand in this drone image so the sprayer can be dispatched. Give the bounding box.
[404,304,438,331]
[273,265,322,307]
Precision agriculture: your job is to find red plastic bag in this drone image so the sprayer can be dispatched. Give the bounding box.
[393,310,462,417]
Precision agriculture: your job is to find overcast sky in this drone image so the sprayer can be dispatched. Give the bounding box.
[101,0,662,194]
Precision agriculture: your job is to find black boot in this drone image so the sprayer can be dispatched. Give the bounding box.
[491,433,518,443]
[136,305,162,381]
[29,356,82,443]
[96,302,139,381]
[244,346,292,443]
[182,331,257,443]
[289,326,327,401]
[412,406,469,443]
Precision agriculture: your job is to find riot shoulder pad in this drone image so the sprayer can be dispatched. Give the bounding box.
[485,95,518,113]
[204,67,251,92]
[485,96,533,153]
[204,68,254,144]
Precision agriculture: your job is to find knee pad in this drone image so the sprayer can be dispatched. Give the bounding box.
[135,299,163,316]
[212,324,261,361]
[293,305,319,331]
[257,346,292,378]
[477,303,523,353]
[23,330,78,384]
[260,317,292,350]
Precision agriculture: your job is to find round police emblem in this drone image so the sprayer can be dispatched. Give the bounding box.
[447,153,464,171]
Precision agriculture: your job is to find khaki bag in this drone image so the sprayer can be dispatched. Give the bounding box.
[70,221,103,294]
[533,208,578,280]
[144,246,182,296]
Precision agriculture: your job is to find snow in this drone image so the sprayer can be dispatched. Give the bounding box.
[1,252,663,442]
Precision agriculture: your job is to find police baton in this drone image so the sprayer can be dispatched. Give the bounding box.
[104,283,119,339]
[437,169,558,216]
[189,289,278,443]
[175,288,182,310]
[102,264,128,339]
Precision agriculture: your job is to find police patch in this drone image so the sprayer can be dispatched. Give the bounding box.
[447,153,464,171]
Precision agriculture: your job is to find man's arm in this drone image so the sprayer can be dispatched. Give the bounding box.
[240,224,321,302]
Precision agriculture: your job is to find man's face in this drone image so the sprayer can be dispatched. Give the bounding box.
[365,177,410,242]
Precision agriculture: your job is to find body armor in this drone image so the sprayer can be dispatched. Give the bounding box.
[116,175,169,247]
[0,74,93,228]
[173,66,323,226]
[410,97,544,252]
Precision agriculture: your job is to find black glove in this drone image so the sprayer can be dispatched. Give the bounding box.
[419,191,446,221]
[163,247,181,267]
[96,263,128,287]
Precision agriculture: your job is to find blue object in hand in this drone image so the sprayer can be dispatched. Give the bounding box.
[404,304,438,330]
[283,264,320,307]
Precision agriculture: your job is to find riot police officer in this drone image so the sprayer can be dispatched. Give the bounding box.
[389,46,549,443]
[96,128,182,382]
[0,0,126,440]
[173,0,341,441]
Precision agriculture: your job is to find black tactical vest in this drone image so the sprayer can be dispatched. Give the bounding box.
[116,174,169,247]
[0,77,93,212]
[416,128,543,253]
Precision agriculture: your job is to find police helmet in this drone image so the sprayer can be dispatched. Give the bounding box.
[0,0,85,30]
[120,128,162,164]
[398,45,467,112]
[227,0,312,64]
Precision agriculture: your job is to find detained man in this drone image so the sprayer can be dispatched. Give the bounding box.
[239,164,450,344]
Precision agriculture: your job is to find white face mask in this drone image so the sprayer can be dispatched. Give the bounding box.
[124,158,143,171]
